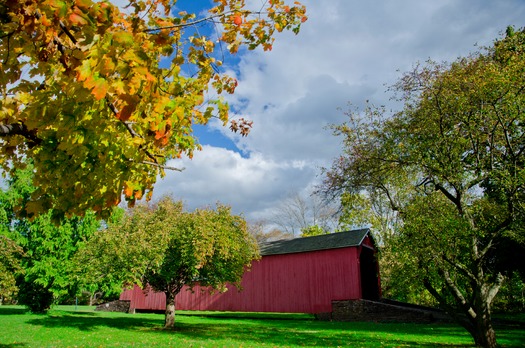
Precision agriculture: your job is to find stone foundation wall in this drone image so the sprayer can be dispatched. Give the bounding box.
[95,300,131,313]
[330,299,448,323]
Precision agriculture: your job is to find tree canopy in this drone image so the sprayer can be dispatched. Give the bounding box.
[0,0,307,219]
[0,165,101,312]
[74,196,259,329]
[0,234,23,303]
[322,27,525,348]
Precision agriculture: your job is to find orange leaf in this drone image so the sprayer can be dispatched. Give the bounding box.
[92,78,108,100]
[105,197,121,208]
[69,12,87,25]
[134,190,143,200]
[232,14,242,26]
[40,14,52,26]
[155,136,169,147]
[123,183,133,197]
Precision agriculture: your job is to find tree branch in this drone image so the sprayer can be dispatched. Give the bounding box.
[442,268,477,319]
[433,181,464,215]
[423,277,474,333]
[0,122,42,146]
[58,20,78,44]
[143,12,228,33]
[105,98,184,171]
[486,272,505,306]
[142,161,184,172]
[442,255,477,283]
[378,182,401,213]
[142,10,273,33]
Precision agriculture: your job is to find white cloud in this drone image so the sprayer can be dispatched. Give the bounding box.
[154,0,525,225]
[153,146,316,221]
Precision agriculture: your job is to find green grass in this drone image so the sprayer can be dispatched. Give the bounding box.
[0,305,523,347]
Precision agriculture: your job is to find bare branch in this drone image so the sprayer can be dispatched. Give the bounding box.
[143,13,227,33]
[142,161,184,172]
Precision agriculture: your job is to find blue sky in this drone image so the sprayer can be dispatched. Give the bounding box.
[119,0,525,227]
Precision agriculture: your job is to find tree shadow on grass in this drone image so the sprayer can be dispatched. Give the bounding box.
[20,309,482,347]
[0,307,28,315]
[26,313,163,332]
[163,318,473,347]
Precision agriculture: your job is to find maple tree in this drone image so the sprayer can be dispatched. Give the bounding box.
[0,0,307,219]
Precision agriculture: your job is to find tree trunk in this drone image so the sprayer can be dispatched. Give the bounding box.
[472,314,497,348]
[465,300,497,348]
[452,289,498,348]
[164,291,176,329]
[424,278,499,348]
[461,313,497,348]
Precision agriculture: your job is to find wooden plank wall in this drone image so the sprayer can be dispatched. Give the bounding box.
[120,246,362,313]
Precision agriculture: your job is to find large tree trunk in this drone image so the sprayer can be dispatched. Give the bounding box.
[467,284,499,348]
[164,291,176,329]
[459,301,497,348]
[470,310,497,348]
[424,276,501,348]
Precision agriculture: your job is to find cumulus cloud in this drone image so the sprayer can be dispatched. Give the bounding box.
[153,0,525,224]
[152,146,317,221]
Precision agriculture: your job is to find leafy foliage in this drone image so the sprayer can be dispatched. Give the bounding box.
[0,0,307,219]
[0,235,24,303]
[75,196,259,328]
[16,276,54,313]
[300,225,328,237]
[15,209,100,311]
[322,27,525,348]
[0,165,101,312]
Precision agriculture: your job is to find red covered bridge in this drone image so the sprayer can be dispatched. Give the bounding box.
[120,229,380,314]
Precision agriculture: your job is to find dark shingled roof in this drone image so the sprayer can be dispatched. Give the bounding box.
[259,228,371,256]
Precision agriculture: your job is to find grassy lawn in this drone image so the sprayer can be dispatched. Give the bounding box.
[0,305,523,347]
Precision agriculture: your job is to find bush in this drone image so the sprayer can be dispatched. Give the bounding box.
[16,278,54,313]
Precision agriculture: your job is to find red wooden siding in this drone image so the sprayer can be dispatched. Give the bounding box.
[120,246,365,314]
[361,235,373,249]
